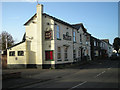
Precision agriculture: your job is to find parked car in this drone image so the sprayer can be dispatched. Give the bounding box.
[110,53,120,60]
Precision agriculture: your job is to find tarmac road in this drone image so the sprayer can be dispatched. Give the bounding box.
[2,59,120,89]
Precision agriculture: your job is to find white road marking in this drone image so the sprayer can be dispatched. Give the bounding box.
[107,67,111,70]
[69,81,87,89]
[95,71,106,78]
[102,71,106,73]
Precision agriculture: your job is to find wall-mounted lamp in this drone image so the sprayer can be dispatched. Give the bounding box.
[26,36,33,40]
[32,21,36,24]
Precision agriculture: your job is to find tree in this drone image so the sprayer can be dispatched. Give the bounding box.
[0,31,15,50]
[113,37,120,53]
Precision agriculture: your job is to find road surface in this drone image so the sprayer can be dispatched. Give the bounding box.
[3,59,120,89]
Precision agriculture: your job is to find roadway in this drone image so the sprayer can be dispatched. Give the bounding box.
[2,59,120,89]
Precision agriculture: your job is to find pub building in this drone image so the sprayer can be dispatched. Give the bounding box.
[7,4,91,69]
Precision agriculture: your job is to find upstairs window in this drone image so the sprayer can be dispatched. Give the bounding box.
[57,25,60,39]
[94,41,96,46]
[86,41,89,45]
[86,36,89,41]
[45,51,53,61]
[18,51,24,56]
[73,31,76,42]
[9,51,15,56]
[80,34,82,43]
[100,43,102,47]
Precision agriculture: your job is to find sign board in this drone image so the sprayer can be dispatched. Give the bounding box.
[45,30,52,40]
[63,32,72,41]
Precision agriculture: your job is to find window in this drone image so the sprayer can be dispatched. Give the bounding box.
[66,32,69,36]
[18,51,24,56]
[100,43,102,47]
[86,36,89,41]
[57,47,61,60]
[96,42,98,46]
[9,51,15,56]
[45,51,53,61]
[86,49,88,55]
[94,51,98,56]
[73,31,76,42]
[57,25,60,39]
[94,41,96,46]
[78,48,81,57]
[86,41,89,45]
[64,47,68,60]
[80,34,82,43]
[103,43,105,48]
[73,49,76,59]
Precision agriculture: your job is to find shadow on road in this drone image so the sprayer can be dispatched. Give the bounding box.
[65,59,119,70]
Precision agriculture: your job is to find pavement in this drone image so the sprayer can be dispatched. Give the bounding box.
[2,59,120,89]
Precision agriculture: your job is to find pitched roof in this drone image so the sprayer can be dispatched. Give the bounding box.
[72,23,87,33]
[101,39,112,46]
[24,14,36,25]
[22,33,26,41]
[24,13,78,30]
[44,13,78,29]
[101,39,109,43]
[7,40,25,49]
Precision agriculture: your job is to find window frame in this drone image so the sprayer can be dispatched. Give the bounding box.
[18,51,24,56]
[78,48,81,57]
[73,49,76,59]
[80,34,82,43]
[73,31,76,42]
[56,25,60,39]
[9,51,15,56]
[94,41,96,46]
[57,47,61,61]
[64,46,68,61]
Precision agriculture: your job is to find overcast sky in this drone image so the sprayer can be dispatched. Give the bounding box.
[2,2,118,44]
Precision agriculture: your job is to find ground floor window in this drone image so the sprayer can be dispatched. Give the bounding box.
[57,47,61,60]
[64,46,68,60]
[45,50,53,61]
[18,51,24,56]
[86,49,88,55]
[78,48,81,57]
[94,50,98,56]
[9,51,15,56]
[73,49,76,59]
